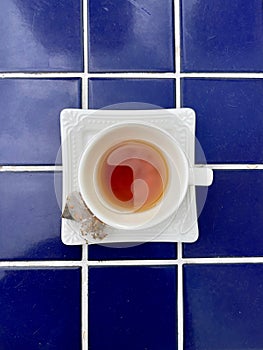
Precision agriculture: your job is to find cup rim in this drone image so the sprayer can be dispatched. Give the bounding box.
[78,121,189,230]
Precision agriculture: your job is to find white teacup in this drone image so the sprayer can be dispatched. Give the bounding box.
[78,122,213,230]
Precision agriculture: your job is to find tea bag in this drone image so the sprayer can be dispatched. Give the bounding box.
[62,191,107,241]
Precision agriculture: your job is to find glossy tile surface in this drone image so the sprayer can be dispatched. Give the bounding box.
[182,78,263,163]
[181,0,263,72]
[2,0,263,348]
[88,0,175,72]
[0,172,81,260]
[0,0,83,72]
[184,171,263,258]
[89,266,177,350]
[89,243,177,261]
[0,268,81,349]
[184,264,263,350]
[0,79,81,165]
[89,78,175,109]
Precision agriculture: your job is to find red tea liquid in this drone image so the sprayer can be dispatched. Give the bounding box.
[97,140,168,212]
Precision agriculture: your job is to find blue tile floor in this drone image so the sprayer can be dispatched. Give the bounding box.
[0,268,81,349]
[89,266,177,350]
[184,264,263,349]
[0,0,83,72]
[1,0,263,349]
[88,0,174,72]
[184,171,263,258]
[0,172,81,260]
[0,78,81,165]
[182,78,263,163]
[181,0,263,72]
[89,78,176,109]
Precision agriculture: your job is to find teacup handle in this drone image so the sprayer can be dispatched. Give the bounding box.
[189,167,213,186]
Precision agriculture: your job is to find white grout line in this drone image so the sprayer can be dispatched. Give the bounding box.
[174,0,181,108]
[177,244,184,350]
[180,72,263,79]
[82,76,88,109]
[88,72,176,79]
[0,261,82,267]
[0,165,63,172]
[2,72,263,79]
[174,1,184,348]
[0,72,176,79]
[82,0,89,111]
[94,256,263,266]
[1,257,263,268]
[182,257,263,264]
[82,245,88,350]
[82,2,89,348]
[0,72,84,78]
[88,259,178,266]
[203,164,263,170]
[83,0,88,75]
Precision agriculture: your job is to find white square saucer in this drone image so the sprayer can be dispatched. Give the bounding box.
[60,108,199,245]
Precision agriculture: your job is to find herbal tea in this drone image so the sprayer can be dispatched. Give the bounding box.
[96,140,168,212]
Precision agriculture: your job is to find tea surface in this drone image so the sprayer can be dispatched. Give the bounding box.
[97,140,168,212]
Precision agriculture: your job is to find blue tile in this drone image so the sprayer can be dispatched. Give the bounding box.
[182,78,263,163]
[0,79,81,165]
[89,78,175,109]
[0,0,83,72]
[89,266,177,350]
[0,172,81,260]
[0,268,81,349]
[184,264,263,350]
[184,171,263,258]
[88,0,174,72]
[181,0,263,72]
[89,243,177,260]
